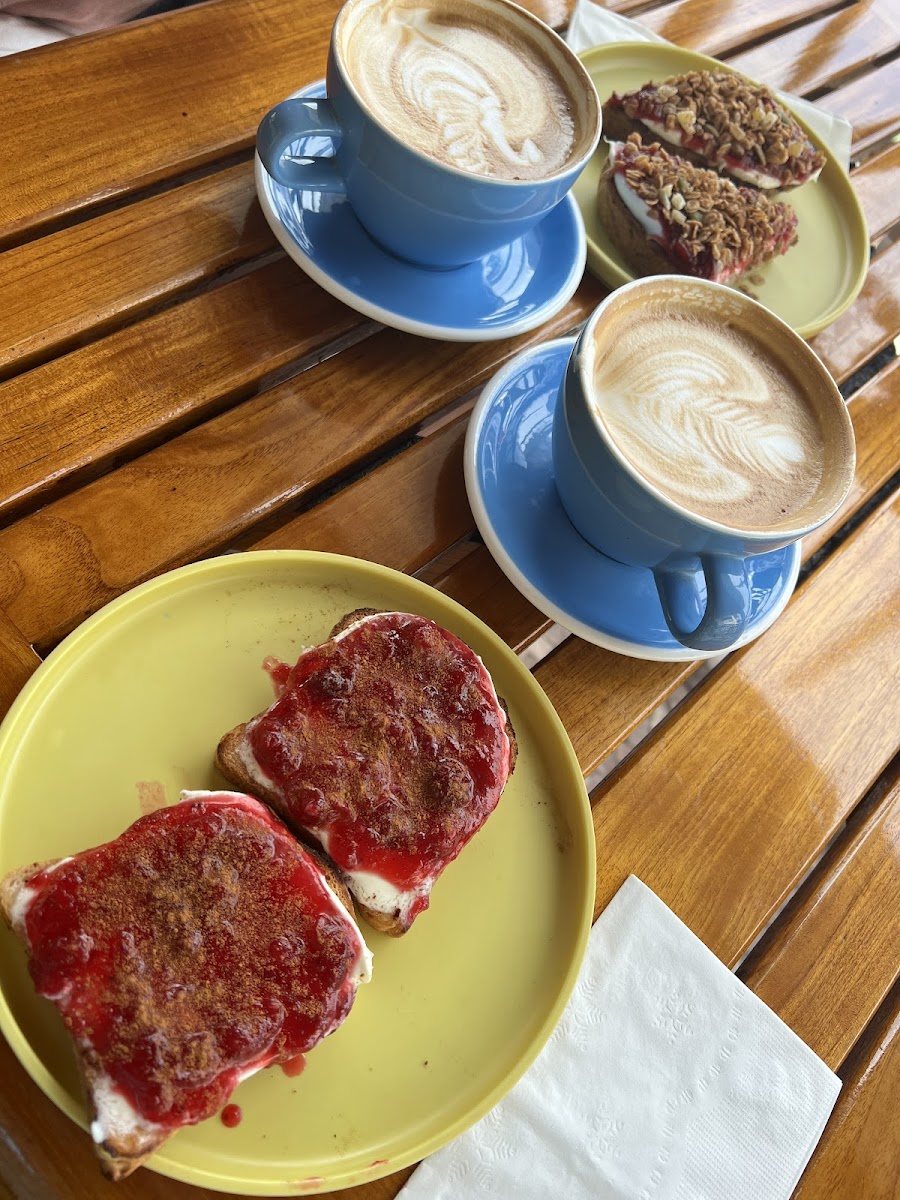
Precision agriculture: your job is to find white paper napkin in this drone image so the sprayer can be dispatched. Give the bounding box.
[565,0,852,168]
[399,875,840,1200]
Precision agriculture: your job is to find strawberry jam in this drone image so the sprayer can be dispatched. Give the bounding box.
[247,613,511,921]
[19,792,368,1132]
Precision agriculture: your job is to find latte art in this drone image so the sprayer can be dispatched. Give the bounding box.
[590,315,827,529]
[341,0,578,180]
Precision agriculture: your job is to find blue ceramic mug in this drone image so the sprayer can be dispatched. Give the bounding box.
[256,0,600,269]
[553,277,856,652]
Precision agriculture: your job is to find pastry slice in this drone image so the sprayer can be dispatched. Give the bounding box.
[603,69,826,190]
[598,135,798,284]
[217,610,517,936]
[0,791,372,1180]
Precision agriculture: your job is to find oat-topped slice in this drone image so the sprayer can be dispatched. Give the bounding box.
[603,70,826,191]
[598,135,798,284]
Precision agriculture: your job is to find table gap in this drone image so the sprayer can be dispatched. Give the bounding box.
[0,247,286,387]
[805,45,900,104]
[735,752,900,979]
[0,146,257,255]
[707,0,852,60]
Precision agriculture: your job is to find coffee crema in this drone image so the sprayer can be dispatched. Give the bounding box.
[339,0,580,181]
[588,312,827,530]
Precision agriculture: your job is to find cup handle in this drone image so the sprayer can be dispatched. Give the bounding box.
[654,552,752,652]
[256,98,346,192]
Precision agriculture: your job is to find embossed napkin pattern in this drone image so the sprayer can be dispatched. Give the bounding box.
[399,876,840,1200]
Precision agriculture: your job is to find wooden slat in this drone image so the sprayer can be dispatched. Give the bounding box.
[589,489,900,960]
[0,278,605,651]
[740,762,900,1069]
[0,163,275,377]
[0,610,40,720]
[727,0,900,97]
[435,545,549,652]
[247,418,471,571]
[851,142,900,244]
[639,0,841,58]
[802,357,900,558]
[792,988,900,1198]
[824,57,900,156]
[809,240,900,385]
[0,259,362,521]
[0,0,342,246]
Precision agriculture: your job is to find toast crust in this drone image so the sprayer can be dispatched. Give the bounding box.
[597,165,677,278]
[216,609,518,935]
[1,858,171,1180]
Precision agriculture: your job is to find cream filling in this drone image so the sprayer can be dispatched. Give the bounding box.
[89,1072,164,1146]
[612,167,664,238]
[639,114,786,188]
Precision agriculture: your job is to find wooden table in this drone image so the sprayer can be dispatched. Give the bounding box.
[0,0,897,1196]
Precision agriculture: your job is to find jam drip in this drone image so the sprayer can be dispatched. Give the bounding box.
[249,614,510,901]
[22,795,364,1132]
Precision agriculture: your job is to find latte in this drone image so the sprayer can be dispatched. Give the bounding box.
[338,0,583,181]
[586,304,830,531]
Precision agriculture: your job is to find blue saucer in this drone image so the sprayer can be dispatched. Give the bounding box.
[464,338,801,661]
[255,82,586,342]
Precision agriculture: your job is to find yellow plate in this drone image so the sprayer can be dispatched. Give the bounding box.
[574,42,869,338]
[0,552,593,1195]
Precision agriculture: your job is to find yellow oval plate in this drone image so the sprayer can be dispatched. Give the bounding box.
[575,42,869,337]
[0,552,593,1195]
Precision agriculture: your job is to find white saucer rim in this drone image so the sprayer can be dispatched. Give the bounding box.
[254,152,587,343]
[464,338,802,662]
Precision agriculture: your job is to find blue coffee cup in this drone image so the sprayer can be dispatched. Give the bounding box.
[553,278,856,652]
[256,0,600,269]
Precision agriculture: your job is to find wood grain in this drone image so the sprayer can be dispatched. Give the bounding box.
[740,762,900,1068]
[825,57,900,156]
[851,142,900,244]
[801,357,900,559]
[0,258,362,520]
[0,279,605,651]
[0,610,40,720]
[727,0,900,97]
[434,545,550,652]
[0,163,274,377]
[792,988,900,1198]
[639,0,842,58]
[809,239,900,386]
[247,418,471,571]
[590,489,900,961]
[0,0,343,246]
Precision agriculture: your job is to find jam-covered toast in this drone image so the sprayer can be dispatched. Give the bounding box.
[216,610,517,937]
[0,791,371,1180]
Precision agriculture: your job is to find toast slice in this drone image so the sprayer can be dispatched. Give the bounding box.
[603,70,826,190]
[217,610,517,937]
[1,791,370,1180]
[599,135,798,284]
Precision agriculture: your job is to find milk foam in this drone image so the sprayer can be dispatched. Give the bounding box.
[341,0,577,180]
[589,314,827,529]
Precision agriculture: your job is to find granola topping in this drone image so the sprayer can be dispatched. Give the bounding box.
[609,134,798,281]
[607,70,826,189]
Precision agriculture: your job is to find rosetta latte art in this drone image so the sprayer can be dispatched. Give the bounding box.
[343,1,577,180]
[591,318,826,529]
